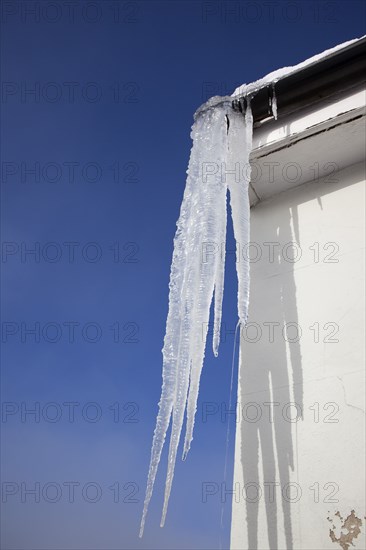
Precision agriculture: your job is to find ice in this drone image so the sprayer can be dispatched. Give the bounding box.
[271,82,278,121]
[227,101,253,326]
[139,98,253,536]
[212,177,227,358]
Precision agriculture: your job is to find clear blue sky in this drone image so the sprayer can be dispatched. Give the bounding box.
[1,1,365,548]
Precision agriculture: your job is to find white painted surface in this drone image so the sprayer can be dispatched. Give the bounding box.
[231,132,365,548]
[249,109,366,206]
[252,86,366,151]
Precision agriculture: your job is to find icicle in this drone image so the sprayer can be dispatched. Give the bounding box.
[181,111,229,460]
[227,99,253,326]
[271,81,278,120]
[138,111,206,539]
[212,184,227,358]
[140,96,253,537]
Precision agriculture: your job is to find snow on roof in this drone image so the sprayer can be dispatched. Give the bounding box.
[231,35,365,98]
[195,35,365,119]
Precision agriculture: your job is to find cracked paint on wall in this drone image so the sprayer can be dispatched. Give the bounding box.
[327,510,363,550]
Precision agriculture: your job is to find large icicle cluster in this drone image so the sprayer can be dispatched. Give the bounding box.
[139,98,253,537]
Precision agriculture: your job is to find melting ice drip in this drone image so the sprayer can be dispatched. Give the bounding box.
[139,98,253,537]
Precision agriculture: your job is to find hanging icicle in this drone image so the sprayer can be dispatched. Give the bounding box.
[139,96,253,537]
[271,81,278,120]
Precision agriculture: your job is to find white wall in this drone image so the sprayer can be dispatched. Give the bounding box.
[231,161,365,550]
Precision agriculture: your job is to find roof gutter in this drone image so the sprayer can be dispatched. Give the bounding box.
[233,36,366,124]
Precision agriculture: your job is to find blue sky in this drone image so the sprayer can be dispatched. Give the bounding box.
[1,1,365,548]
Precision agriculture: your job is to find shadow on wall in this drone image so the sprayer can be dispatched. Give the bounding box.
[239,168,361,550]
[240,199,302,550]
